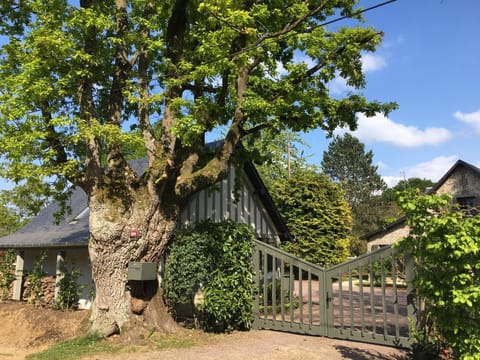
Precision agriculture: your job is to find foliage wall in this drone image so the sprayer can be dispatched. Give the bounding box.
[163,220,254,332]
[270,169,351,266]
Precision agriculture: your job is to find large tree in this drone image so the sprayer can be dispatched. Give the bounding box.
[380,177,435,222]
[0,1,396,335]
[321,133,387,241]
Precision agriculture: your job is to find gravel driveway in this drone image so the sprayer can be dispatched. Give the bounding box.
[82,330,409,360]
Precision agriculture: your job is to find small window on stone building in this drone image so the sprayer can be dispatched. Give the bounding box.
[455,196,478,216]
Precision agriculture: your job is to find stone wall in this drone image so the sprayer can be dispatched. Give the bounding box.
[436,164,480,197]
[367,162,480,251]
[367,223,410,251]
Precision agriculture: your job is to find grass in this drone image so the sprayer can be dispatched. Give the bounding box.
[25,333,121,360]
[25,328,223,360]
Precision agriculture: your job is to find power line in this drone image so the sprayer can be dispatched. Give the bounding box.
[319,0,398,28]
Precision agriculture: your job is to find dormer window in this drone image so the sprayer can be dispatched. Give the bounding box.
[69,207,90,224]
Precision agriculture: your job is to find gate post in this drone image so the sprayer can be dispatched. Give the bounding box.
[405,252,416,345]
[320,269,330,337]
[252,244,261,330]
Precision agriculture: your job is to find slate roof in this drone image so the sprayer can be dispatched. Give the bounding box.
[0,185,90,248]
[0,157,292,248]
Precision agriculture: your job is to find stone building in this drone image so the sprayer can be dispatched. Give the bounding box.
[365,160,480,251]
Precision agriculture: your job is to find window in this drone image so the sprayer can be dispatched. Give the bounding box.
[68,207,90,224]
[455,196,478,216]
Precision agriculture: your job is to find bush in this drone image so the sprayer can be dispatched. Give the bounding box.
[397,190,480,359]
[163,220,254,332]
[271,170,351,266]
[54,263,82,310]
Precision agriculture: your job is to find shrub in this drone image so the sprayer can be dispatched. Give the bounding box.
[271,170,351,266]
[163,220,254,332]
[397,190,480,359]
[54,263,82,310]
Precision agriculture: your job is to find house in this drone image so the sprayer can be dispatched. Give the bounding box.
[365,159,480,251]
[0,157,291,308]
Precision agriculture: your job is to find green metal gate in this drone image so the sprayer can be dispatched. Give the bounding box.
[252,240,415,348]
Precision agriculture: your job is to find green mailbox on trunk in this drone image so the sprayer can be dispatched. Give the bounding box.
[127,262,157,281]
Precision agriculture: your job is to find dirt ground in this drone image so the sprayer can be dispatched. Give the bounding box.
[0,301,87,359]
[0,301,409,360]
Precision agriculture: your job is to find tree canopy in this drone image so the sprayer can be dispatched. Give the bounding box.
[244,128,319,189]
[321,133,387,240]
[0,0,396,335]
[271,169,351,266]
[0,183,49,236]
[0,1,396,199]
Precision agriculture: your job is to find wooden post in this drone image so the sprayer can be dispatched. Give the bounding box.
[12,251,24,301]
[405,252,417,343]
[54,250,66,301]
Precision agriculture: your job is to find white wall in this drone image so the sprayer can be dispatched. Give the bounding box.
[180,166,279,245]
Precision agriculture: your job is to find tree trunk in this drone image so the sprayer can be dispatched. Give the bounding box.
[87,192,180,337]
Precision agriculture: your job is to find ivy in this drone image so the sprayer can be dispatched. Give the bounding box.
[163,220,254,332]
[396,190,480,359]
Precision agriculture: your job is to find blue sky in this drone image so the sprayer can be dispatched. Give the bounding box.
[302,0,480,187]
[1,0,478,191]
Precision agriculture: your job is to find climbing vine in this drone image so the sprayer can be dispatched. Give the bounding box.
[54,262,82,310]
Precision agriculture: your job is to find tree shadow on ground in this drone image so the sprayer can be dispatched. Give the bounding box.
[334,345,410,360]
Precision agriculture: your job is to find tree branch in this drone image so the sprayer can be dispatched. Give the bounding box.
[241,121,274,137]
[231,0,329,61]
[40,104,68,166]
[137,2,156,167]
[105,0,132,176]
[265,32,381,107]
[79,0,103,192]
[161,0,190,155]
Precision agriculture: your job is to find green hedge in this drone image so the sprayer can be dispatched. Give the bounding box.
[163,220,254,332]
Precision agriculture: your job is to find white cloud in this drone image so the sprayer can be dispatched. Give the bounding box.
[343,114,452,147]
[376,161,389,170]
[361,54,387,73]
[382,175,401,188]
[382,35,405,49]
[328,54,386,95]
[404,156,458,182]
[453,110,480,134]
[329,76,352,95]
[382,155,458,188]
